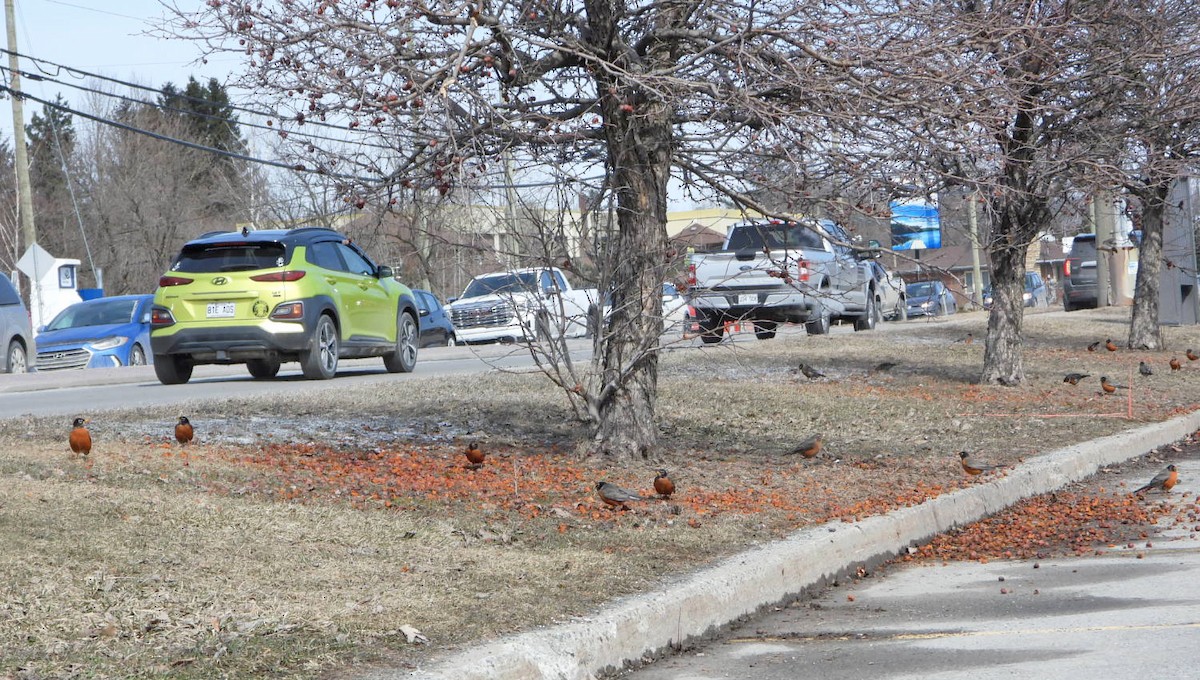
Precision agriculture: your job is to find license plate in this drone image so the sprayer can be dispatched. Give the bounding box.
[737,293,758,306]
[206,302,236,318]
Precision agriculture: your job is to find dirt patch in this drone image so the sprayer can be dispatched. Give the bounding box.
[3,307,1200,678]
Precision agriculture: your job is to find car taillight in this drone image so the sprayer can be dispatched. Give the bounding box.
[796,259,811,282]
[687,263,697,287]
[1063,260,1073,278]
[150,307,175,327]
[250,271,306,282]
[270,302,304,320]
[158,275,193,287]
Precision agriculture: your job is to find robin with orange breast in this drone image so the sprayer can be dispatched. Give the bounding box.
[1170,357,1182,371]
[596,481,645,510]
[959,451,1004,476]
[1087,341,1101,352]
[790,433,824,459]
[69,417,92,471]
[1100,376,1125,393]
[1063,372,1090,385]
[1133,464,1178,494]
[1188,349,1199,361]
[175,416,195,466]
[653,469,675,498]
[1105,338,1119,352]
[464,440,485,469]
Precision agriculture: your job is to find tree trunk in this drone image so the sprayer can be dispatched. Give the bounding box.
[981,237,1028,385]
[1128,183,1169,349]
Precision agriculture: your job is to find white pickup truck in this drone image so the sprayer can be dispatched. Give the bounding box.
[446,267,602,344]
[686,219,879,342]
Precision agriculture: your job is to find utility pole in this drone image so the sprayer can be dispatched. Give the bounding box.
[1093,191,1113,307]
[967,192,983,308]
[5,0,36,255]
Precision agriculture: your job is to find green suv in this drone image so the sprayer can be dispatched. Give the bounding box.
[150,227,420,384]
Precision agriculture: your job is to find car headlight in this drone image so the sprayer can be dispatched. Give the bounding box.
[89,336,128,351]
[920,301,931,308]
[1022,292,1032,300]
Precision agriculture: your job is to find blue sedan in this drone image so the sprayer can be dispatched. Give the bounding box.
[35,294,155,370]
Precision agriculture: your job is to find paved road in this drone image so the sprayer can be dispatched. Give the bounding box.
[623,456,1200,679]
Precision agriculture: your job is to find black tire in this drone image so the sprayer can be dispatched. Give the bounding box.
[895,298,908,321]
[153,354,193,385]
[805,304,831,335]
[754,321,777,340]
[5,340,27,373]
[383,311,419,373]
[300,314,339,380]
[445,333,457,347]
[698,314,725,344]
[854,293,878,332]
[128,344,147,366]
[247,357,281,379]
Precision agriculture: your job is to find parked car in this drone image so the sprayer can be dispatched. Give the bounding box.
[870,261,907,321]
[982,272,1051,309]
[905,280,957,317]
[1062,233,1099,311]
[0,274,33,373]
[662,282,689,331]
[413,289,456,347]
[150,227,421,384]
[35,294,154,370]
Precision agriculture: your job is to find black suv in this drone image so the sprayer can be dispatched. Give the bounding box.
[1062,233,1098,311]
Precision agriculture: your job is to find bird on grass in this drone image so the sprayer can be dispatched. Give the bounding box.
[175,415,195,466]
[797,362,825,379]
[959,451,1005,476]
[1139,361,1154,377]
[1170,357,1182,371]
[872,361,898,373]
[1188,349,1199,361]
[789,433,824,459]
[1133,464,1178,494]
[69,417,92,472]
[952,332,974,345]
[1063,372,1090,386]
[1087,341,1101,352]
[1105,338,1119,352]
[596,481,646,511]
[1100,376,1126,393]
[463,440,486,470]
[653,469,676,498]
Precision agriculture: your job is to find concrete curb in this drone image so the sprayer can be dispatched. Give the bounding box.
[371,409,1200,680]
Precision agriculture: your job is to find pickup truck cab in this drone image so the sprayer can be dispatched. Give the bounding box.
[446,267,601,344]
[686,219,877,342]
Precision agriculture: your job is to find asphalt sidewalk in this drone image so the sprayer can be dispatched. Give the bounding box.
[371,410,1200,680]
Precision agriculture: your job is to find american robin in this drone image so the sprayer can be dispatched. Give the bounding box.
[797,362,825,379]
[1188,349,1198,361]
[1063,372,1090,385]
[69,417,92,470]
[1087,341,1101,352]
[1170,357,1182,371]
[959,451,1003,476]
[175,415,195,466]
[790,433,823,458]
[596,481,645,510]
[1105,338,1119,352]
[653,469,676,498]
[1139,361,1153,377]
[872,361,897,373]
[1100,376,1125,393]
[1133,464,1178,494]
[952,332,973,344]
[464,440,485,469]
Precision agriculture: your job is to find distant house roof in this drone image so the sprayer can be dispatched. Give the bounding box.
[670,222,727,250]
[891,245,975,275]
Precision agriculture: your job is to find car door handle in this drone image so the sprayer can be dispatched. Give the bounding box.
[326,277,338,286]
[358,281,370,290]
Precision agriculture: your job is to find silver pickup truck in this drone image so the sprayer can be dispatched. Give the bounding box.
[685,219,878,342]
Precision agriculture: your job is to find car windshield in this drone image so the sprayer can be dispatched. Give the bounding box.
[462,272,539,298]
[46,298,139,331]
[171,243,288,273]
[907,282,936,297]
[725,222,825,251]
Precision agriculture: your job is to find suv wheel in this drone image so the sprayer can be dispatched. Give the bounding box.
[698,313,725,344]
[383,311,419,373]
[6,340,26,373]
[154,354,194,385]
[300,315,339,380]
[247,357,281,379]
[754,320,777,340]
[805,304,831,335]
[129,345,147,366]
[854,294,878,332]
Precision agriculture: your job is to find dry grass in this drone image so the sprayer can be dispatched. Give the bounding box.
[2,306,1199,678]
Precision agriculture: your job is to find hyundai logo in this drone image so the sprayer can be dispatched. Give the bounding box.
[739,265,753,272]
[212,276,229,285]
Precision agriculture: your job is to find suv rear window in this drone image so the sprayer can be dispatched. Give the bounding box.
[0,275,20,306]
[726,222,825,251]
[171,243,288,273]
[1069,235,1097,260]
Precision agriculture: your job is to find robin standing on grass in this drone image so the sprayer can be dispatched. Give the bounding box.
[1170,357,1182,371]
[1188,349,1199,361]
[69,417,92,471]
[175,415,195,466]
[1139,361,1154,377]
[790,433,824,458]
[464,440,485,469]
[959,451,1006,476]
[1100,376,1125,393]
[1133,464,1178,494]
[872,361,898,373]
[1106,338,1119,352]
[595,481,645,510]
[1063,372,1090,385]
[1087,341,1101,352]
[653,469,676,498]
[952,333,974,345]
[797,362,825,379]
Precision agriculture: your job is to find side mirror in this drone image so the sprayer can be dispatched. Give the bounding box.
[37,324,46,333]
[376,265,394,279]
[419,308,430,317]
[141,312,151,324]
[447,297,458,304]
